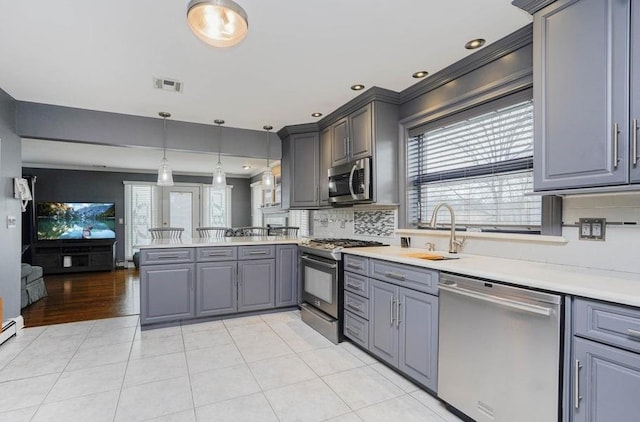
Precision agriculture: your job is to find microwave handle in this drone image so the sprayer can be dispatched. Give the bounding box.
[348,163,358,198]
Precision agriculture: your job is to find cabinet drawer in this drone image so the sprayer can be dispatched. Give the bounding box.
[344,311,369,349]
[574,298,640,353]
[344,255,369,276]
[197,247,237,262]
[369,259,439,295]
[140,248,194,265]
[345,291,369,320]
[344,272,369,298]
[238,245,275,260]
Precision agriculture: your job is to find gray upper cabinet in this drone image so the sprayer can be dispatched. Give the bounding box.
[196,261,237,317]
[282,131,320,209]
[330,104,373,167]
[275,245,298,307]
[141,263,195,324]
[631,1,640,183]
[533,0,633,190]
[238,259,276,312]
[319,127,332,206]
[573,337,640,422]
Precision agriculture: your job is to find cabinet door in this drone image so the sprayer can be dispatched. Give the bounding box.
[534,0,630,190]
[368,279,398,366]
[196,261,237,317]
[319,127,332,205]
[238,259,276,312]
[398,287,438,391]
[275,245,297,307]
[331,117,349,166]
[290,132,320,208]
[349,103,373,160]
[573,337,640,422]
[631,0,640,183]
[141,263,195,324]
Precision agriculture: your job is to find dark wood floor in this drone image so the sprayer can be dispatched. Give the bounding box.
[22,268,140,327]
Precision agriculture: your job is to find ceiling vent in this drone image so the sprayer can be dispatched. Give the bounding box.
[153,77,183,93]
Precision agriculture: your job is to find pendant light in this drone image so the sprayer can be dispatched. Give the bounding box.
[212,119,227,188]
[157,112,174,186]
[187,0,249,48]
[262,125,275,191]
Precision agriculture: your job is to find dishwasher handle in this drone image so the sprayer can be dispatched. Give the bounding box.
[439,283,554,317]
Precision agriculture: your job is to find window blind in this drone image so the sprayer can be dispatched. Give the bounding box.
[202,186,232,227]
[124,183,160,260]
[407,99,541,231]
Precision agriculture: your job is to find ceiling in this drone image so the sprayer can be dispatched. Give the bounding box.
[1,0,531,174]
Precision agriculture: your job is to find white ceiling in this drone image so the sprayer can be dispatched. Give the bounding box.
[1,0,531,174]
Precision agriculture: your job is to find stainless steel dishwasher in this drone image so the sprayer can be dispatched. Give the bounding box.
[438,273,563,422]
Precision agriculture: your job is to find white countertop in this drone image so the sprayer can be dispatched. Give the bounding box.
[343,246,640,308]
[136,236,300,249]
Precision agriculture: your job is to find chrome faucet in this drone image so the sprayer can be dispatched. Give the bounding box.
[427,203,464,254]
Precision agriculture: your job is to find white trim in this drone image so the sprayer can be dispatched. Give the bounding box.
[396,228,568,244]
[12,315,24,331]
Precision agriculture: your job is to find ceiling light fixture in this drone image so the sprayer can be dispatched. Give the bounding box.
[242,165,252,170]
[212,119,227,188]
[351,84,365,91]
[157,112,174,186]
[311,112,323,118]
[187,0,249,48]
[465,38,486,50]
[412,71,429,78]
[262,125,275,191]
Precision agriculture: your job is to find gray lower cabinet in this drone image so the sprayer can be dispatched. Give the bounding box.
[369,278,438,390]
[631,0,640,183]
[275,245,297,307]
[573,337,640,421]
[238,259,276,312]
[141,263,195,324]
[196,261,237,317]
[572,297,640,421]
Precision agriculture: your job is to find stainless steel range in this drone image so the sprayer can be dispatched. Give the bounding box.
[299,238,386,344]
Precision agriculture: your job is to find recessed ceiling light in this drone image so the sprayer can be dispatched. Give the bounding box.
[351,84,365,91]
[412,71,429,79]
[242,165,252,170]
[465,38,486,50]
[311,112,323,118]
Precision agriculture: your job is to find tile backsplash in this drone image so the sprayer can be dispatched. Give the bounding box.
[354,210,395,237]
[312,208,397,239]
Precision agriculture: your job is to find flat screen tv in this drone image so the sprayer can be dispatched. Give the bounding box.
[37,202,116,241]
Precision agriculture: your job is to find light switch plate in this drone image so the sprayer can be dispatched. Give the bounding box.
[7,216,16,229]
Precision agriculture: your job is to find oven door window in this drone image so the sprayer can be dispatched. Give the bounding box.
[304,266,334,303]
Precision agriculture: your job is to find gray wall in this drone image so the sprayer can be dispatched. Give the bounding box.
[0,88,22,319]
[23,168,251,262]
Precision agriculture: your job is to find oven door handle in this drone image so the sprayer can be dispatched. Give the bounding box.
[301,255,338,269]
[348,163,358,199]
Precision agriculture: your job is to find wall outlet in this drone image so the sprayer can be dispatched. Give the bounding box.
[578,218,606,241]
[6,216,16,229]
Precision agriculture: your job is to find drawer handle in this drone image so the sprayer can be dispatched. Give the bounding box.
[346,283,362,290]
[157,255,180,259]
[247,251,268,255]
[347,303,361,312]
[385,272,406,281]
[345,327,361,337]
[628,328,640,340]
[347,263,363,270]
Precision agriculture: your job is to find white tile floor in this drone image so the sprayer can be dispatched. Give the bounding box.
[0,311,463,422]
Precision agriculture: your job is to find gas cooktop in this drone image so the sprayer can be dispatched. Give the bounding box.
[300,238,387,260]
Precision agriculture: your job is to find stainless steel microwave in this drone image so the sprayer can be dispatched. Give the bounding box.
[328,157,372,204]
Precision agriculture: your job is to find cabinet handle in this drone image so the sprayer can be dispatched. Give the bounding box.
[247,251,268,255]
[390,299,395,325]
[206,251,229,257]
[346,263,362,270]
[633,118,638,167]
[574,359,582,410]
[157,255,180,259]
[346,283,362,290]
[613,123,620,169]
[385,272,406,281]
[628,328,640,340]
[345,327,360,337]
[396,301,402,327]
[346,303,361,312]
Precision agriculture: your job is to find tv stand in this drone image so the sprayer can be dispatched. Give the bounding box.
[33,240,116,274]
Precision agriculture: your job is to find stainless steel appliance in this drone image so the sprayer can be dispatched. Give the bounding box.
[438,273,563,422]
[299,238,386,343]
[328,157,372,204]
